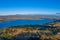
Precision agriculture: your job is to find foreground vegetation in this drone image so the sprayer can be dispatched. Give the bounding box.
[0,21,60,40]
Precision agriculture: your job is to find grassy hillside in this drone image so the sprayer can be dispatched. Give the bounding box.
[0,23,60,40]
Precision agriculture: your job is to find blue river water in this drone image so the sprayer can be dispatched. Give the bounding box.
[0,19,54,28]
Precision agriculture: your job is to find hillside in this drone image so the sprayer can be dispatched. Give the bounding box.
[0,22,60,40]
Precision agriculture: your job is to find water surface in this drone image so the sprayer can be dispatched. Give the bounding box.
[0,19,54,28]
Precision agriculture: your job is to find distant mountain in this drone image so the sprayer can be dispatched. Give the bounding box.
[56,13,60,14]
[0,14,60,22]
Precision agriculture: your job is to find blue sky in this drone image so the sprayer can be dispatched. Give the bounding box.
[0,0,60,15]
